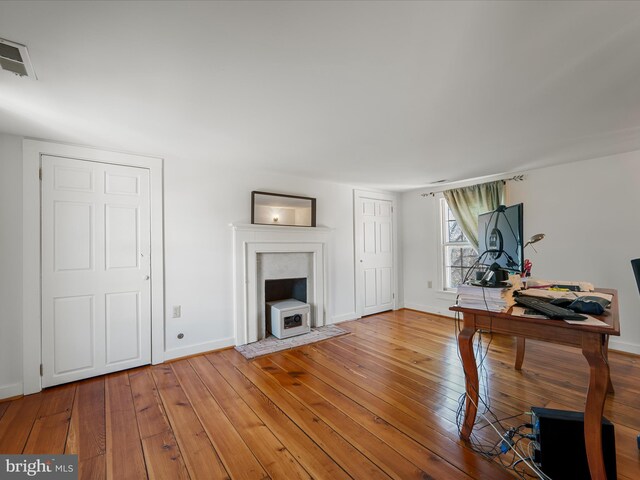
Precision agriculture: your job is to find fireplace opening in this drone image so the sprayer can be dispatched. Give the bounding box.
[265,277,307,337]
[265,277,307,304]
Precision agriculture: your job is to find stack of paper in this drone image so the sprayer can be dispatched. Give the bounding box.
[523,279,594,292]
[456,275,522,312]
[518,289,613,303]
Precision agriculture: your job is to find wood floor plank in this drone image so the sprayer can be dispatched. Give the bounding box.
[79,454,106,480]
[218,351,392,480]
[129,369,189,480]
[172,360,269,480]
[2,309,639,480]
[283,347,514,480]
[129,368,172,439]
[23,411,70,454]
[22,383,76,455]
[336,321,560,418]
[199,354,350,480]
[320,338,531,447]
[219,351,393,480]
[65,377,106,459]
[308,342,529,466]
[267,352,477,480]
[320,336,521,428]
[65,377,107,480]
[320,338,469,411]
[141,431,189,480]
[189,355,312,480]
[105,372,148,480]
[0,401,10,421]
[151,364,229,480]
[0,393,42,453]
[297,342,461,431]
[259,355,467,480]
[37,383,76,419]
[344,317,640,429]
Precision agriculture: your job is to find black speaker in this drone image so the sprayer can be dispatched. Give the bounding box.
[631,258,640,294]
[531,407,616,480]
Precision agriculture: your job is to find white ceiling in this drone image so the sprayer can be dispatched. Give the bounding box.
[2,1,640,191]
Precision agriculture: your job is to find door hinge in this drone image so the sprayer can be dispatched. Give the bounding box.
[393,293,395,299]
[39,364,43,376]
[39,168,42,180]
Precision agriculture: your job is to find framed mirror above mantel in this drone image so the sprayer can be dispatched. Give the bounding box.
[251,191,316,227]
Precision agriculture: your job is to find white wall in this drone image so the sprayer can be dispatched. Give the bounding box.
[401,186,449,315]
[163,157,361,358]
[0,132,372,396]
[0,133,24,398]
[401,149,640,354]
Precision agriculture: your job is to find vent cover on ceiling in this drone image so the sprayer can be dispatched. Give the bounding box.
[0,38,36,79]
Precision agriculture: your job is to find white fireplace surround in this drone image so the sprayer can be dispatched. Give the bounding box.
[257,252,314,340]
[232,223,331,345]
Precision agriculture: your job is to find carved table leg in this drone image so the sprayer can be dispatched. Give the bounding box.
[515,337,526,371]
[458,319,479,441]
[582,334,610,480]
[603,335,614,394]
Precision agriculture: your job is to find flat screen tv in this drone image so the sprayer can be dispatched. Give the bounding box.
[477,203,524,273]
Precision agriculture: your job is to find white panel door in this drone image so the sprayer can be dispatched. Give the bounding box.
[41,155,151,387]
[356,194,394,316]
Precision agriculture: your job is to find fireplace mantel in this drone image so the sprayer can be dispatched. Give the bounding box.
[231,223,332,345]
[231,223,332,234]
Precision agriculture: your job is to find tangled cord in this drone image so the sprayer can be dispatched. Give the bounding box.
[453,298,551,479]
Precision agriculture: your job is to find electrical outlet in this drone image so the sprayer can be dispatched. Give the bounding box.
[427,281,433,289]
[172,305,181,318]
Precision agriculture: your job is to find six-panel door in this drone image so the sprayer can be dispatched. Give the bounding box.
[41,155,152,387]
[357,196,394,316]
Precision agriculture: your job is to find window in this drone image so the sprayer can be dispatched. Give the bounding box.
[440,198,477,290]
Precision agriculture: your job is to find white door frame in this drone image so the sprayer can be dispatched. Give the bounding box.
[23,139,165,395]
[353,189,399,317]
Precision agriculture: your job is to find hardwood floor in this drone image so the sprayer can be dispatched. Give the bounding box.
[1,309,639,479]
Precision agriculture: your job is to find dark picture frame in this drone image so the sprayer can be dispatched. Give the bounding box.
[251,191,316,227]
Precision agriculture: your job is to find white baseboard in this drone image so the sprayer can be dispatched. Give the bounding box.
[608,339,640,356]
[0,382,23,400]
[330,312,360,324]
[163,337,236,361]
[403,302,456,318]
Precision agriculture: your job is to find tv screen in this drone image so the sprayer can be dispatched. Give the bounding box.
[477,203,524,273]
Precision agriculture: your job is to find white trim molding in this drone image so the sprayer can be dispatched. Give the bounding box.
[403,303,457,319]
[353,189,399,317]
[0,382,23,400]
[331,312,360,324]
[608,339,640,356]
[22,139,165,395]
[163,337,236,361]
[231,223,332,345]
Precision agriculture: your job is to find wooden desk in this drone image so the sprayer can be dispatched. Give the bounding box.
[451,289,620,480]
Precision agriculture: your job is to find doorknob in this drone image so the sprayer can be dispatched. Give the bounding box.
[360,260,363,263]
[144,275,150,280]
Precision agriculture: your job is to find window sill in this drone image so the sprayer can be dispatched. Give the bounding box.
[436,289,457,300]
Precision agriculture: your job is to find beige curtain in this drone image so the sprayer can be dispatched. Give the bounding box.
[443,180,505,251]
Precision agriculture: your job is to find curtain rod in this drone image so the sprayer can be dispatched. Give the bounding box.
[420,174,525,197]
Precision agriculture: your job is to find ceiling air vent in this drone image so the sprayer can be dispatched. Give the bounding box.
[0,38,36,79]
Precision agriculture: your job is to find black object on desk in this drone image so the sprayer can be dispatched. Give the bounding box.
[515,295,587,320]
[631,258,640,450]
